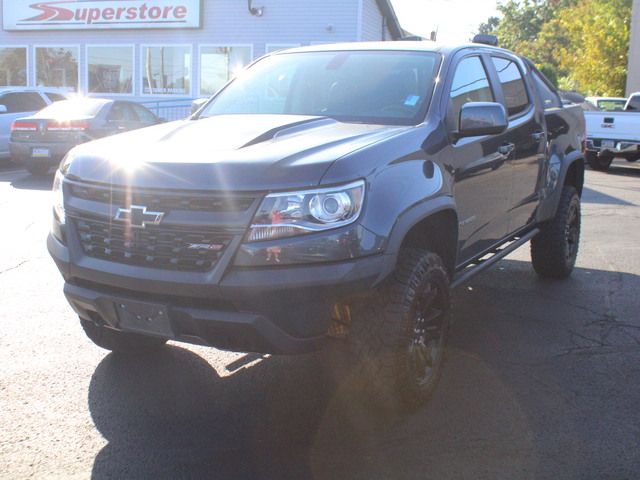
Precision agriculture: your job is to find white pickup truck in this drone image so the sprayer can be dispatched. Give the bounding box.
[584,92,640,171]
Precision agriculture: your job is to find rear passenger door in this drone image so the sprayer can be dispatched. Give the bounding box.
[445,54,513,263]
[0,92,47,158]
[489,55,546,233]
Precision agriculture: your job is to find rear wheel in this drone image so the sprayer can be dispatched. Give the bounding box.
[350,249,451,410]
[80,318,167,353]
[25,163,50,176]
[531,186,581,279]
[586,151,612,171]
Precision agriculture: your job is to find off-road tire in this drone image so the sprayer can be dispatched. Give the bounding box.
[80,318,167,353]
[531,186,580,279]
[350,248,451,410]
[585,151,612,171]
[25,163,50,176]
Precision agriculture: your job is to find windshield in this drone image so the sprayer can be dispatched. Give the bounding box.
[35,99,107,119]
[199,50,440,125]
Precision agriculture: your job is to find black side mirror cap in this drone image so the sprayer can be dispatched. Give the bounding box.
[458,102,508,138]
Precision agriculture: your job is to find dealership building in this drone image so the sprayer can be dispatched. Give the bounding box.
[0,0,403,104]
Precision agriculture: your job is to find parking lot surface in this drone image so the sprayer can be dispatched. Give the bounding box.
[1,160,639,479]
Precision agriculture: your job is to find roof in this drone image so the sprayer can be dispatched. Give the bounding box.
[375,0,404,40]
[281,40,510,57]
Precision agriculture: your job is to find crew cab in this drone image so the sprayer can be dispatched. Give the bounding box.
[585,92,640,171]
[49,40,585,408]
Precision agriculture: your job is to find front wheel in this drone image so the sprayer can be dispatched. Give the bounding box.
[531,186,581,279]
[586,151,612,171]
[350,249,451,410]
[80,318,167,353]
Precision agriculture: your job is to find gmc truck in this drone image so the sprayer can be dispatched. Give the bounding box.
[49,40,585,408]
[585,92,640,171]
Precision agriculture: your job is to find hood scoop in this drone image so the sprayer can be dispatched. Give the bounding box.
[240,117,336,148]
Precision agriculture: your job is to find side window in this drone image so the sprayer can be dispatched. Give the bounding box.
[491,57,530,116]
[449,56,494,127]
[46,92,67,103]
[530,70,561,109]
[131,104,157,124]
[0,92,47,113]
[108,102,136,122]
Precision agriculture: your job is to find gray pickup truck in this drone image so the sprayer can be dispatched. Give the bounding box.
[49,38,585,408]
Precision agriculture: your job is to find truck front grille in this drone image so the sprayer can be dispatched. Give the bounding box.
[73,217,232,272]
[70,183,255,213]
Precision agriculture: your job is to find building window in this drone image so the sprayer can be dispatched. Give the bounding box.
[88,46,133,94]
[35,46,79,91]
[200,46,252,96]
[0,47,27,86]
[142,46,191,96]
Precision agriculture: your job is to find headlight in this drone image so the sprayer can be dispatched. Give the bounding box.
[247,180,365,242]
[52,170,66,225]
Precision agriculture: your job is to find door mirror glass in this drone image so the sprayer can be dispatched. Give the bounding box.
[0,104,7,114]
[458,102,508,138]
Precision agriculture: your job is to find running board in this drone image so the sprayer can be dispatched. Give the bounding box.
[451,228,540,289]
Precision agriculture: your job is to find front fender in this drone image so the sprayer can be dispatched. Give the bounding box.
[373,195,458,285]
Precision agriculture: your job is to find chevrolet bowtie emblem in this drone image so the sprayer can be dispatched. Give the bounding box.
[114,205,164,229]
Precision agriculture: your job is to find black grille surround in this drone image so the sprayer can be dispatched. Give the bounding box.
[72,216,234,272]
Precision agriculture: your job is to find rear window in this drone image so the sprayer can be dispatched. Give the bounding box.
[34,99,107,118]
[492,57,530,116]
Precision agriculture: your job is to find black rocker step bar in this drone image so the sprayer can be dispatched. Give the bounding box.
[451,228,540,289]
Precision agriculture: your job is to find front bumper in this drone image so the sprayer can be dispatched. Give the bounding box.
[49,232,388,354]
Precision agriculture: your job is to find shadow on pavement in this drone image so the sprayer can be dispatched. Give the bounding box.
[9,172,54,191]
[606,160,640,177]
[89,344,396,480]
[88,260,640,480]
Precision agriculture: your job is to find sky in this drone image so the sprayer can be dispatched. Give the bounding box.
[390,0,500,43]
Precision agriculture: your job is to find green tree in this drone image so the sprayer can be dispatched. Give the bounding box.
[478,0,631,96]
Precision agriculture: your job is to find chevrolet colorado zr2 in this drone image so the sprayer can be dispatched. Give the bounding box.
[49,39,586,408]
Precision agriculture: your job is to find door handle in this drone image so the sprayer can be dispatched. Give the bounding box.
[532,131,546,142]
[498,142,515,156]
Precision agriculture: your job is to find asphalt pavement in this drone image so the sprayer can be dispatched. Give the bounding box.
[1,160,639,479]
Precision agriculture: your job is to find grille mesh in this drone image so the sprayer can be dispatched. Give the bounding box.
[74,217,232,272]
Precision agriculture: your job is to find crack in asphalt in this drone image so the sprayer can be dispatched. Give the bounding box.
[0,260,30,275]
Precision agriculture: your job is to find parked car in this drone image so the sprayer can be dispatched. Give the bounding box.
[584,96,628,112]
[49,39,585,409]
[10,98,162,176]
[0,87,67,162]
[584,92,640,171]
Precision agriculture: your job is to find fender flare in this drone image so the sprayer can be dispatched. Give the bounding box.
[538,150,585,223]
[375,196,458,284]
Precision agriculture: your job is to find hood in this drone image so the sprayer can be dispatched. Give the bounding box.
[65,114,409,191]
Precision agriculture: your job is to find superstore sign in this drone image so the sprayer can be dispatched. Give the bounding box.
[3,0,201,30]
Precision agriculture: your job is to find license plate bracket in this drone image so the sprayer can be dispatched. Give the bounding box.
[31,147,51,158]
[601,140,615,149]
[115,299,173,337]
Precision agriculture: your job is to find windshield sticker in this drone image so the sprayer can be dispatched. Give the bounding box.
[404,95,420,107]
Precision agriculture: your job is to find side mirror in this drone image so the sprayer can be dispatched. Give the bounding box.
[0,105,7,114]
[458,102,508,138]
